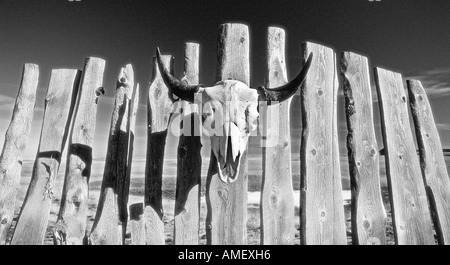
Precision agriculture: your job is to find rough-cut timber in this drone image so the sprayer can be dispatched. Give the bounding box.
[300,42,347,245]
[53,57,105,245]
[145,55,173,245]
[127,82,139,197]
[341,52,386,245]
[174,42,202,245]
[0,64,39,245]
[206,23,249,245]
[407,79,450,245]
[374,68,434,245]
[129,203,145,245]
[11,69,81,245]
[127,82,139,181]
[127,85,141,245]
[260,27,295,245]
[90,65,134,245]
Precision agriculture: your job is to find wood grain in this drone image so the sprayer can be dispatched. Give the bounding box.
[341,52,386,245]
[89,64,134,245]
[407,79,450,245]
[125,84,140,244]
[206,23,249,245]
[145,55,173,245]
[260,27,295,245]
[53,57,105,245]
[300,42,347,245]
[0,64,39,245]
[127,83,139,191]
[374,68,434,245]
[11,69,80,245]
[174,42,202,245]
[129,203,145,245]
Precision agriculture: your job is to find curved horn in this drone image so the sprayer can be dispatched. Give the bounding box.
[257,53,313,104]
[155,47,202,103]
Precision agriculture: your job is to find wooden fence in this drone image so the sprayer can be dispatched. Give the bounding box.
[0,23,449,245]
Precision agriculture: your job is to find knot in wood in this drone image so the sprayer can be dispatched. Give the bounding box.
[270,194,278,207]
[178,146,187,158]
[154,87,162,99]
[363,220,371,230]
[217,189,227,200]
[319,209,327,221]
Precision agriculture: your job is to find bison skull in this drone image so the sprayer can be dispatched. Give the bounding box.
[156,48,312,183]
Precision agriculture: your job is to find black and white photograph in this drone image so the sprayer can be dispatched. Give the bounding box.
[0,0,449,256]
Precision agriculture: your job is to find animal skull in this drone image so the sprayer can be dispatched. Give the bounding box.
[156,48,312,183]
[199,81,259,182]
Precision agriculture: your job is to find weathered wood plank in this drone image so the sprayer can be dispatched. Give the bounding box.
[407,79,450,245]
[129,203,145,245]
[260,27,295,245]
[89,64,134,245]
[174,42,202,245]
[53,57,105,245]
[300,42,347,245]
[11,69,81,245]
[206,23,249,245]
[145,55,173,245]
[341,52,386,245]
[128,83,139,170]
[374,68,434,245]
[0,64,39,245]
[126,85,141,245]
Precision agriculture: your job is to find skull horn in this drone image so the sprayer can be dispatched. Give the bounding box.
[155,47,202,103]
[258,53,313,103]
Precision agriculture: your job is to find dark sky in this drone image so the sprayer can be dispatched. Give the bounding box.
[1,0,450,159]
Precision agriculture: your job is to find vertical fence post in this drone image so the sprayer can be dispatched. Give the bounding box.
[53,57,105,245]
[374,68,434,245]
[128,83,139,173]
[174,43,202,245]
[11,69,81,245]
[260,27,295,245]
[89,65,134,245]
[127,83,142,245]
[341,52,386,245]
[206,23,250,245]
[300,42,347,245]
[0,64,39,244]
[406,79,450,244]
[145,55,174,245]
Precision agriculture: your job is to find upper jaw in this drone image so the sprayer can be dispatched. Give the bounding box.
[211,122,246,183]
[216,149,241,183]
